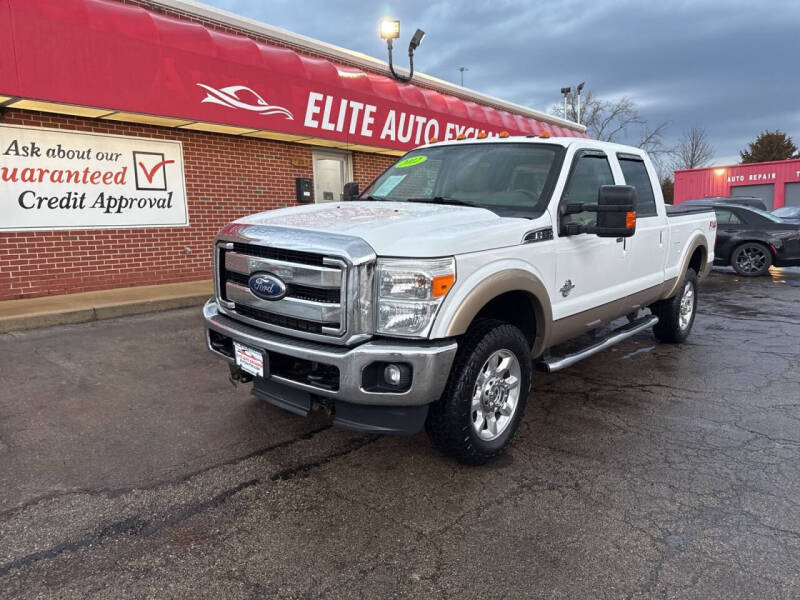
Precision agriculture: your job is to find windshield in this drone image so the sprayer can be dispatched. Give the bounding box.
[773,206,800,218]
[361,143,565,218]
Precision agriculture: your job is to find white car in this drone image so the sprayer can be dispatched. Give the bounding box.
[204,136,716,463]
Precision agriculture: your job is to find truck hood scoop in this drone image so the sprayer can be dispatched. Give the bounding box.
[235,201,532,256]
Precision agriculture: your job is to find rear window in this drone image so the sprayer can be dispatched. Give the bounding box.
[742,206,783,223]
[618,157,657,217]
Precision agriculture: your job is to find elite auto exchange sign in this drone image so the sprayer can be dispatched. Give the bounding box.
[0,125,188,231]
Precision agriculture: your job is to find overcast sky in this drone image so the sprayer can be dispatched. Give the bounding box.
[204,0,798,166]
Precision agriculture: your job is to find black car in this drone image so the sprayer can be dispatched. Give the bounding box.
[681,196,768,211]
[711,204,800,276]
[772,206,800,224]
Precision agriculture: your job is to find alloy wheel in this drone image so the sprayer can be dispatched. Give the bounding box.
[735,245,769,274]
[471,349,521,441]
[679,281,695,330]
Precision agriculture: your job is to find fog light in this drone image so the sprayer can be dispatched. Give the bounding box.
[384,364,402,386]
[363,362,412,393]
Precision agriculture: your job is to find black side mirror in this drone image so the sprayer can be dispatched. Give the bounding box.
[562,185,637,238]
[342,181,359,201]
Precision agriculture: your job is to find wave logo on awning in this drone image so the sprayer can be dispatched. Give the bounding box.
[197,84,294,120]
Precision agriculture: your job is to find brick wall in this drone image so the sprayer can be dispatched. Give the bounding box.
[352,152,392,190]
[0,109,394,300]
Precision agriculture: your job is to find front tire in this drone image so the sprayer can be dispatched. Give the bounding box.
[651,268,698,344]
[731,242,772,276]
[426,319,531,465]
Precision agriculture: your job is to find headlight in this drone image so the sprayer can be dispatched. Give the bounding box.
[376,258,455,337]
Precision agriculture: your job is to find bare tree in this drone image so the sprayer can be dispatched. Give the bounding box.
[551,88,671,177]
[672,127,715,170]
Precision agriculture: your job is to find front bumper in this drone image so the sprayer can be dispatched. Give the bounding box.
[203,299,457,407]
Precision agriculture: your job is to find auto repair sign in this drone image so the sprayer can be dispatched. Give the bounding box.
[0,125,188,231]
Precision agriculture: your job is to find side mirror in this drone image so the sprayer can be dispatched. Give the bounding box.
[342,181,359,201]
[562,185,637,238]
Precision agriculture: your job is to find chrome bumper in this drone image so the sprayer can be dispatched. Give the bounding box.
[203,299,457,406]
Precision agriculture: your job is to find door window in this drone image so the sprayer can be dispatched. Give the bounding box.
[562,152,615,228]
[618,157,657,217]
[714,209,743,225]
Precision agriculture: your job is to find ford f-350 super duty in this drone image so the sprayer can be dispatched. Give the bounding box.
[204,136,716,464]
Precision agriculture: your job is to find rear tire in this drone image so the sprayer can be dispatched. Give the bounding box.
[651,268,698,344]
[426,319,531,465]
[730,242,772,277]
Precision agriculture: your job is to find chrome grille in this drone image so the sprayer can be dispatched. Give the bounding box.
[217,243,346,339]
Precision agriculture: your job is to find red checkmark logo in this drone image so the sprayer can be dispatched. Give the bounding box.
[138,159,175,183]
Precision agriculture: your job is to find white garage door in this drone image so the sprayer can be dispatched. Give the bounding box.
[731,184,774,210]
[785,182,800,207]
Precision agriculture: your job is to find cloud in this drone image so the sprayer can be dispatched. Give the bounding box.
[208,0,799,163]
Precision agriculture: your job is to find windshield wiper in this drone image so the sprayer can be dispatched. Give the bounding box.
[359,195,384,201]
[406,196,476,207]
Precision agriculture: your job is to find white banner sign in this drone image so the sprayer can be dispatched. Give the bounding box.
[0,124,188,231]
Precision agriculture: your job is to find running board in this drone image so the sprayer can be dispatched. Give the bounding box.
[536,315,659,373]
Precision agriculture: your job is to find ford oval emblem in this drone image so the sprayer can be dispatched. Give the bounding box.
[248,272,287,301]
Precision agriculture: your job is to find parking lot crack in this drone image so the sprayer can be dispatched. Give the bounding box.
[269,435,380,482]
[0,424,333,520]
[0,433,380,578]
[0,478,260,578]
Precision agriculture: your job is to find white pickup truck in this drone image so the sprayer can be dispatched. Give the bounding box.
[204,136,716,463]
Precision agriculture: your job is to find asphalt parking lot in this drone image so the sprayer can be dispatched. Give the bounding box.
[1,268,799,599]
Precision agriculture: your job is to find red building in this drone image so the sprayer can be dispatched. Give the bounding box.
[0,0,586,301]
[674,159,800,210]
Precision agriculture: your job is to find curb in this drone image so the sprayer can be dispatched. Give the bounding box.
[0,281,212,334]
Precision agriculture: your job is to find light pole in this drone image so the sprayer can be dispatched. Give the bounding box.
[379,19,425,83]
[560,83,585,123]
[576,82,585,125]
[560,86,571,119]
[458,66,469,86]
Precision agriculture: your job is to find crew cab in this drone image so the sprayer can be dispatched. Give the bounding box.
[204,136,716,464]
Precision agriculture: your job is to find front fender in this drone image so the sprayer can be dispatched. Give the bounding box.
[430,259,553,356]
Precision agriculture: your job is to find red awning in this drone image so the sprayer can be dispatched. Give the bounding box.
[0,0,587,150]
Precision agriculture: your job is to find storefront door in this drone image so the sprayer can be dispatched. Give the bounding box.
[312,150,353,203]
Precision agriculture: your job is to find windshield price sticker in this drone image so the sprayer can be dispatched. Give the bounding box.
[234,342,264,377]
[396,155,427,168]
[373,174,407,197]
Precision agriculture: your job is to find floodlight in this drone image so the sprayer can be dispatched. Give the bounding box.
[380,19,400,40]
[409,28,425,51]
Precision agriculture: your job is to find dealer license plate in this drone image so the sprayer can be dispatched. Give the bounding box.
[234,341,266,378]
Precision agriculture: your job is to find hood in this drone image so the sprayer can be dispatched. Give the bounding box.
[234,201,541,256]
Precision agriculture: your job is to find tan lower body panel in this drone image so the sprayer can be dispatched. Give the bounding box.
[547,284,664,348]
